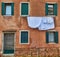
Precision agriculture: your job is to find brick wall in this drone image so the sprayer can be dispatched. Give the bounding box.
[0,0,60,55]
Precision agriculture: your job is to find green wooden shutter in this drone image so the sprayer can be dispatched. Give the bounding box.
[4,49,14,54]
[11,3,14,15]
[21,3,28,16]
[45,3,48,15]
[21,31,28,43]
[54,3,57,16]
[2,2,5,15]
[46,32,49,43]
[54,32,58,43]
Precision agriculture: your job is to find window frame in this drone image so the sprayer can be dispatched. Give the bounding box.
[45,2,57,16]
[46,31,58,44]
[48,4,54,15]
[20,2,30,17]
[2,32,16,55]
[19,30,30,44]
[5,3,12,16]
[2,2,14,16]
[48,32,55,43]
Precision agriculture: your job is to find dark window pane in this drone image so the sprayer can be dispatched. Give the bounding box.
[21,31,28,43]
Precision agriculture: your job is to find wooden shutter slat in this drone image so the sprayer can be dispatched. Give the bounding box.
[45,3,48,15]
[54,3,57,16]
[11,3,14,15]
[54,32,58,43]
[46,32,49,43]
[2,2,5,15]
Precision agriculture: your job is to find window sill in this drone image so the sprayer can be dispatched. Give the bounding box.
[3,54,14,56]
[20,15,29,17]
[48,43,57,44]
[3,15,13,17]
[20,43,30,45]
[46,15,56,17]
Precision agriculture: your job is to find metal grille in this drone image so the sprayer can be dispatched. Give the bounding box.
[4,33,14,50]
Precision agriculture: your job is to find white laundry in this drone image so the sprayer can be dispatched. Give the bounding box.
[27,17,55,30]
[42,17,47,24]
[38,17,55,30]
[42,17,53,24]
[27,17,42,28]
[47,17,53,24]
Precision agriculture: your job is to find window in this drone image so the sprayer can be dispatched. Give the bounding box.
[2,2,14,16]
[3,32,15,54]
[20,2,30,16]
[6,4,11,16]
[20,30,29,44]
[48,4,54,15]
[46,31,58,43]
[49,32,54,43]
[45,3,57,16]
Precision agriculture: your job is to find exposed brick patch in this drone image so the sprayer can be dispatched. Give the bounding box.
[15,47,60,57]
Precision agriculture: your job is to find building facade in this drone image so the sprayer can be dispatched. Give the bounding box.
[0,0,60,57]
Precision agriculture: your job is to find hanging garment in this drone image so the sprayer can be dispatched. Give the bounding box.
[27,17,55,30]
[38,17,55,30]
[27,17,42,28]
[47,17,53,24]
